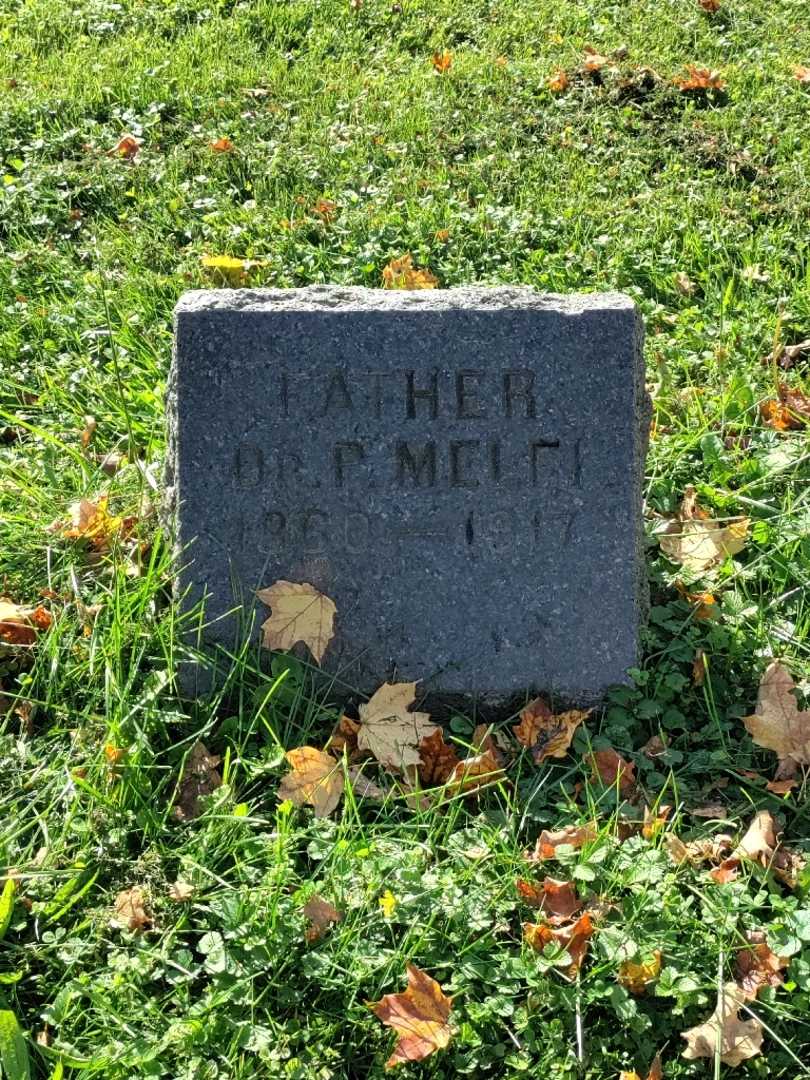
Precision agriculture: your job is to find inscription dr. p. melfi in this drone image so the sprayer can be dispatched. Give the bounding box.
[235,367,582,492]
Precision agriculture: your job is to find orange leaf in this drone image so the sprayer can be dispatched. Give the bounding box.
[794,66,810,84]
[642,805,671,840]
[619,1053,663,1080]
[209,137,235,153]
[0,600,51,645]
[325,714,364,761]
[735,931,789,999]
[515,877,581,923]
[524,912,594,976]
[698,0,721,10]
[675,65,725,91]
[528,822,598,860]
[109,134,141,159]
[766,777,797,794]
[302,894,343,942]
[447,747,504,795]
[513,698,590,764]
[418,728,461,786]
[60,496,131,552]
[370,964,453,1068]
[111,886,151,931]
[548,69,569,93]
[278,747,343,818]
[582,47,610,72]
[432,50,452,73]
[382,253,438,290]
[618,950,663,994]
[589,748,636,797]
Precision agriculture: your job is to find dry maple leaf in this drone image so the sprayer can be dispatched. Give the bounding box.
[711,809,805,888]
[698,0,721,11]
[524,912,594,977]
[370,964,453,1069]
[257,580,336,664]
[59,496,131,552]
[761,384,810,430]
[582,46,610,72]
[675,66,726,92]
[743,661,810,775]
[620,1054,663,1080]
[447,736,505,795]
[418,728,461,786]
[589,748,636,797]
[278,747,344,817]
[209,137,235,152]
[618,950,662,994]
[513,698,589,764]
[515,877,581,923]
[794,66,810,84]
[168,880,195,902]
[325,714,365,761]
[432,50,452,73]
[172,741,223,821]
[735,931,789,999]
[528,822,598,861]
[112,886,151,931]
[681,981,763,1066]
[658,487,749,574]
[548,69,569,92]
[0,600,52,646]
[302,894,342,942]
[357,682,436,771]
[766,777,797,795]
[109,134,141,159]
[382,253,438,290]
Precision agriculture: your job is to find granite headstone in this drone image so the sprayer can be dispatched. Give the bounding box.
[167,286,648,704]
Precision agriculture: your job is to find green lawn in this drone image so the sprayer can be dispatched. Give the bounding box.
[2,0,810,1076]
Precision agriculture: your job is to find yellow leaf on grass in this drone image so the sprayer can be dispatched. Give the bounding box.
[794,66,810,84]
[548,69,569,93]
[658,487,749,573]
[618,950,662,994]
[382,253,438,290]
[512,697,590,764]
[201,254,267,287]
[379,890,397,918]
[369,964,453,1069]
[743,661,810,774]
[257,580,336,664]
[357,682,437,771]
[278,747,343,818]
[681,981,763,1066]
[61,496,131,552]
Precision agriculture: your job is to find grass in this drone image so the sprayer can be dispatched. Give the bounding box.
[1,0,810,1075]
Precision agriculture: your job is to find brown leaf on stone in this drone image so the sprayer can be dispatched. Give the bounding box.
[515,877,581,923]
[370,964,453,1068]
[278,746,343,818]
[589,748,636,797]
[524,912,594,976]
[112,886,151,931]
[357,682,436,772]
[681,981,763,1066]
[418,729,461,786]
[257,580,336,664]
[513,698,589,764]
[172,741,223,821]
[528,822,598,861]
[743,661,810,774]
[303,894,343,942]
[735,931,789,999]
[618,950,663,994]
[168,880,195,902]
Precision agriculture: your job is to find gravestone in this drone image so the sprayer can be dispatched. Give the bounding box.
[167,286,648,704]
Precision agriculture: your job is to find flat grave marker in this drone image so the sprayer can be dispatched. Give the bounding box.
[168,286,648,703]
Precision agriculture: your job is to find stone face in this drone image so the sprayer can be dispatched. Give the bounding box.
[168,286,648,704]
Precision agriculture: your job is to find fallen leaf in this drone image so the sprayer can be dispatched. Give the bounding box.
[81,415,97,449]
[168,880,195,902]
[357,682,436,771]
[681,981,763,1066]
[582,47,610,72]
[112,886,151,931]
[642,805,671,840]
[548,69,569,92]
[58,496,132,552]
[528,822,598,861]
[418,728,461,786]
[513,698,590,764]
[641,734,667,760]
[675,271,696,295]
[370,964,453,1068]
[200,253,267,286]
[589,748,636,797]
[698,0,721,10]
[524,912,594,976]
[325,714,364,761]
[761,385,810,430]
[172,741,223,821]
[347,765,388,801]
[658,487,749,573]
[432,50,452,73]
[382,253,438,290]
[675,583,718,620]
[735,931,789,999]
[675,66,726,92]
[209,137,235,152]
[794,66,810,84]
[766,777,797,794]
[773,338,810,370]
[0,600,52,646]
[618,950,662,994]
[109,134,141,159]
[743,661,810,774]
[619,1054,663,1080]
[447,747,505,795]
[303,894,342,942]
[515,877,581,923]
[278,747,343,817]
[690,802,727,818]
[692,648,707,686]
[712,809,805,888]
[257,580,336,664]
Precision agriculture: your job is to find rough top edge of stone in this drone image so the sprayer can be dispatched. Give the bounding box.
[174,285,638,317]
